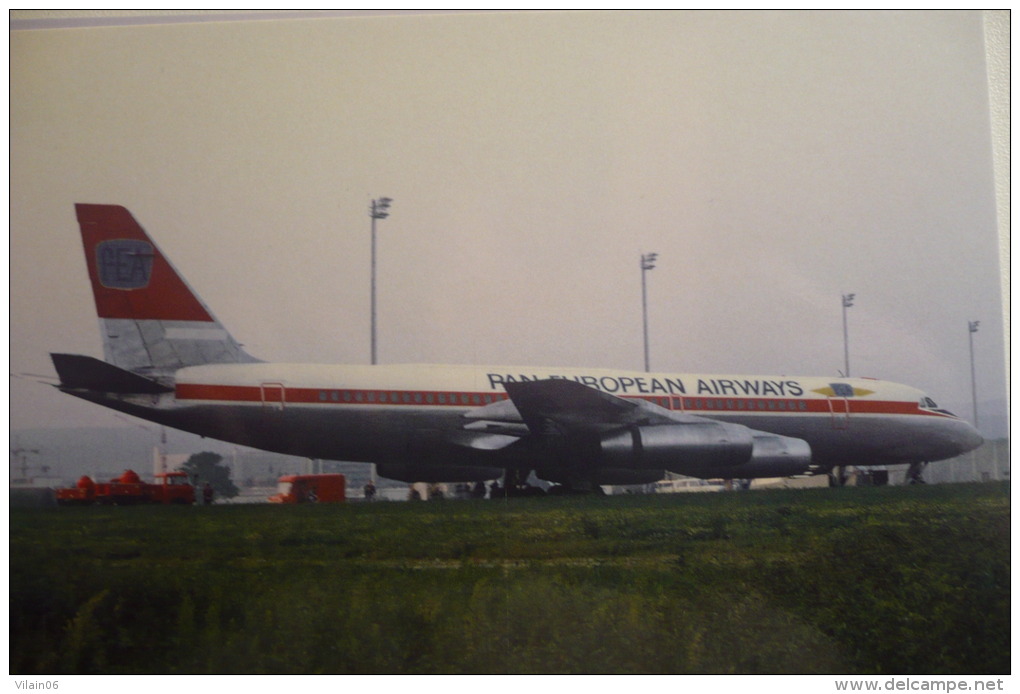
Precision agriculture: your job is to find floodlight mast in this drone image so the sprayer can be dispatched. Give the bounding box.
[968,320,980,429]
[641,252,658,373]
[842,293,855,377]
[369,197,392,366]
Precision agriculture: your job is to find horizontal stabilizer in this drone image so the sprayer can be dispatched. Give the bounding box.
[51,353,173,394]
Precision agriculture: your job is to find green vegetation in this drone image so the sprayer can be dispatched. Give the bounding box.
[181,451,239,499]
[10,483,1009,674]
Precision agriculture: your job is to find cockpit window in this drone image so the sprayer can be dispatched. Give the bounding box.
[920,396,956,416]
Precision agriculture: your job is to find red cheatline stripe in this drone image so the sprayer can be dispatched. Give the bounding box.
[174,383,946,417]
[175,383,511,407]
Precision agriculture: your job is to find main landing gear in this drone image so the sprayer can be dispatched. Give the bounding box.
[905,461,929,485]
[495,469,606,497]
[492,468,548,498]
[827,465,894,487]
[828,466,849,487]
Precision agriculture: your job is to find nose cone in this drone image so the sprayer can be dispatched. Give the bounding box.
[919,417,985,462]
[935,418,984,459]
[956,421,985,455]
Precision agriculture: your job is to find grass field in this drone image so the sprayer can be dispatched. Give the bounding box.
[10,482,1009,674]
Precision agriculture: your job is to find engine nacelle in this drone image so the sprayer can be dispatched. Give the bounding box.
[598,424,812,479]
[599,422,754,472]
[723,434,813,478]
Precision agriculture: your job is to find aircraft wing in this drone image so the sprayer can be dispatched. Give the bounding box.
[501,378,679,432]
[464,377,732,434]
[489,378,814,480]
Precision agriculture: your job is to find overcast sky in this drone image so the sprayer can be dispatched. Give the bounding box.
[9,11,1008,436]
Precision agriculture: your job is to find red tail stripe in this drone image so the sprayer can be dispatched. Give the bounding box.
[76,204,213,322]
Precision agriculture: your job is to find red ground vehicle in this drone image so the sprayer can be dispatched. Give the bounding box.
[147,472,196,504]
[269,474,346,503]
[56,470,195,505]
[54,475,100,505]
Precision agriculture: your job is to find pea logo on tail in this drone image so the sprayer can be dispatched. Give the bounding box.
[96,239,154,289]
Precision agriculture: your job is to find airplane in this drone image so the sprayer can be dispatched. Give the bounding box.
[51,204,984,491]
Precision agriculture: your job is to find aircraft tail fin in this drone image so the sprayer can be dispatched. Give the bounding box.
[74,203,259,380]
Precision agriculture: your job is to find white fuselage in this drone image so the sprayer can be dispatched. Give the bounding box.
[93,362,982,473]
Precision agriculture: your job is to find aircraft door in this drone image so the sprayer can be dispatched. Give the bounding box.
[827,397,850,430]
[260,382,286,411]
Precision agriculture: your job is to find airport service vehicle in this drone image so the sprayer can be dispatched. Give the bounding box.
[269,474,347,503]
[55,470,195,505]
[50,205,983,490]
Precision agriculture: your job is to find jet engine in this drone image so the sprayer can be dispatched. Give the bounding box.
[597,422,812,479]
[723,433,813,478]
[599,422,754,470]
